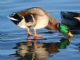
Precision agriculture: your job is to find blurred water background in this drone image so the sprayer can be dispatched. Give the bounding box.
[0,0,80,60]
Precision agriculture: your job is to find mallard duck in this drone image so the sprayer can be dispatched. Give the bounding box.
[8,7,73,38]
[61,11,80,30]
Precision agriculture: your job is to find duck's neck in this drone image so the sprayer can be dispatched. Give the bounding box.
[45,21,58,30]
[45,17,58,30]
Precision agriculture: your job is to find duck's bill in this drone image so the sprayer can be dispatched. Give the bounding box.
[7,16,19,25]
[7,16,18,21]
[67,31,73,39]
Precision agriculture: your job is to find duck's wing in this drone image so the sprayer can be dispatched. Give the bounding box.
[61,11,80,30]
[45,16,58,30]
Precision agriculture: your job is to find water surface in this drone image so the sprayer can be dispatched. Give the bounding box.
[0,0,80,60]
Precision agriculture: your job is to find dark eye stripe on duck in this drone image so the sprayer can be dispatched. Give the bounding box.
[14,13,23,21]
[24,14,33,22]
[10,13,23,25]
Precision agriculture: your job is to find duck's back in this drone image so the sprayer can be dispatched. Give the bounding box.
[17,7,49,17]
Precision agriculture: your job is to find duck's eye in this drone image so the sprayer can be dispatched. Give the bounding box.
[25,14,33,22]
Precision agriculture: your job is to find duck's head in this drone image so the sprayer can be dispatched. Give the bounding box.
[57,23,73,39]
[8,12,36,28]
[8,12,23,25]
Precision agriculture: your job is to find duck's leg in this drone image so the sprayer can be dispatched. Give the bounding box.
[26,28,32,36]
[33,29,42,49]
[33,29,43,38]
[26,28,32,46]
[27,35,31,46]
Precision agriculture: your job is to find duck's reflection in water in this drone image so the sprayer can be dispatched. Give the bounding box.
[15,37,70,60]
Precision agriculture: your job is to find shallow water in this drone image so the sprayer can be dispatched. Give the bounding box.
[0,0,80,60]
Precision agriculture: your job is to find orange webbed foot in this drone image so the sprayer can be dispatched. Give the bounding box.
[33,34,43,38]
